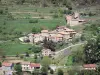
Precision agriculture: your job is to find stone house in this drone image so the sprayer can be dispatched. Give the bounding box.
[42,49,54,56]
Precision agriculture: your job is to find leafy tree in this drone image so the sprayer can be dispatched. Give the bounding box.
[32,46,42,53]
[57,69,64,75]
[43,38,56,51]
[34,54,38,59]
[32,27,42,34]
[41,66,48,75]
[41,56,51,74]
[34,54,38,63]
[84,35,100,64]
[14,63,23,75]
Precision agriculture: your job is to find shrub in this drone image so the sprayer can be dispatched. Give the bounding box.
[32,46,42,53]
[57,69,64,75]
[0,9,3,14]
[0,62,2,67]
[32,27,42,33]
[50,69,54,74]
[29,19,38,23]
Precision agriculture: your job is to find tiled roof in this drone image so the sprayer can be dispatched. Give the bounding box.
[58,31,70,35]
[2,62,12,67]
[41,30,48,33]
[30,63,40,67]
[83,64,96,68]
[56,34,63,38]
[21,62,30,65]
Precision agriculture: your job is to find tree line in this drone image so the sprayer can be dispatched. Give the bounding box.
[1,0,100,7]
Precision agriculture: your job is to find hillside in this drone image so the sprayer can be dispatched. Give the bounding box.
[1,0,100,7]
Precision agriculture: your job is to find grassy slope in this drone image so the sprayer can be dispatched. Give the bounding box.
[57,44,84,66]
[7,18,66,32]
[0,41,32,55]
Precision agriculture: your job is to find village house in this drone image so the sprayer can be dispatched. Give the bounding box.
[41,30,49,37]
[21,62,31,71]
[83,64,97,70]
[49,34,63,42]
[30,63,41,72]
[19,26,77,43]
[21,62,41,72]
[66,12,85,26]
[33,34,44,43]
[2,62,13,75]
[56,26,76,39]
[2,62,13,71]
[58,31,70,40]
[42,49,54,56]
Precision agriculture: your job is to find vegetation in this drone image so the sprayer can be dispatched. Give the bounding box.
[0,62,2,67]
[14,63,23,75]
[84,35,100,64]
[29,19,38,23]
[41,56,51,74]
[50,69,54,74]
[57,69,64,75]
[68,67,100,75]
[0,41,32,55]
[43,38,56,51]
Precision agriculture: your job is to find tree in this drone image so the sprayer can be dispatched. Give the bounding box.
[57,69,64,75]
[14,63,22,75]
[84,35,100,64]
[32,27,42,34]
[50,69,54,74]
[32,69,40,75]
[41,56,51,75]
[34,54,38,63]
[43,38,56,51]
[32,46,42,53]
[97,65,100,75]
[41,66,48,75]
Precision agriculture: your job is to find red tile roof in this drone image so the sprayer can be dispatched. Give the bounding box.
[83,64,96,68]
[2,62,12,67]
[30,63,40,68]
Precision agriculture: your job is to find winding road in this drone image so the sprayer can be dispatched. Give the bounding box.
[54,42,86,58]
